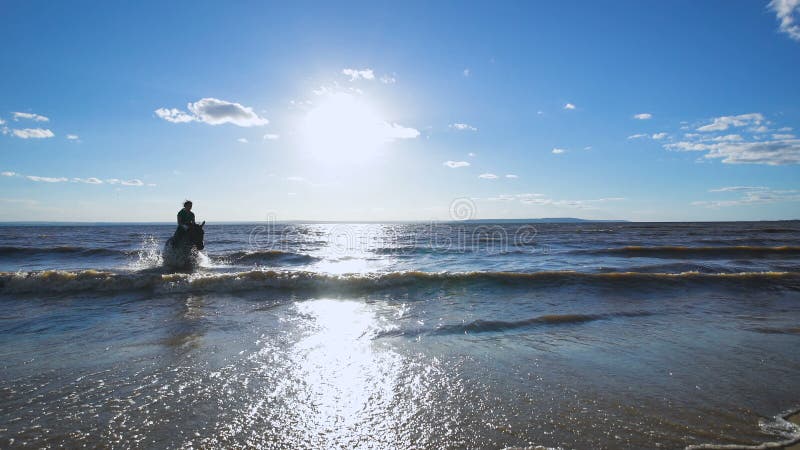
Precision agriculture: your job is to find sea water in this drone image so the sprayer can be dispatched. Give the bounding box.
[1,222,799,449]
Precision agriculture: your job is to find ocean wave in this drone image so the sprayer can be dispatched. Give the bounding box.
[607,262,735,274]
[578,245,800,259]
[749,327,800,335]
[757,227,800,233]
[375,311,653,338]
[686,408,800,450]
[218,250,318,265]
[0,245,124,258]
[1,269,798,296]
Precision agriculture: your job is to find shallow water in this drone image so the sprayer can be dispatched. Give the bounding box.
[1,222,799,449]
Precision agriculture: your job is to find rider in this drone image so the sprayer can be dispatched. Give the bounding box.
[173,200,196,244]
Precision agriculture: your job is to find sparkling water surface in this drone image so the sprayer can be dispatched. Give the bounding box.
[1,222,799,449]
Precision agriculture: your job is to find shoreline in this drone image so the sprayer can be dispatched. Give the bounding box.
[787,412,800,450]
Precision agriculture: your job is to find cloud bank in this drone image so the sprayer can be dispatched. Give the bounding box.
[693,186,800,207]
[665,113,800,165]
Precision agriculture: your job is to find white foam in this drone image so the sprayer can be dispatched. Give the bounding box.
[127,235,163,270]
[685,409,800,449]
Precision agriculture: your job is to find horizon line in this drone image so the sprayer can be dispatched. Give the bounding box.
[0,218,797,226]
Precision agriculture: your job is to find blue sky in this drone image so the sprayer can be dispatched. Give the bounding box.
[1,0,799,222]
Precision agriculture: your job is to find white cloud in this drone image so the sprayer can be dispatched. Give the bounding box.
[0,119,5,125]
[696,113,764,132]
[450,123,477,131]
[666,138,800,165]
[584,146,592,150]
[478,173,498,179]
[563,103,576,110]
[156,98,269,127]
[505,174,518,178]
[27,175,68,183]
[552,147,566,154]
[8,172,149,187]
[13,112,49,122]
[712,134,743,142]
[633,113,652,120]
[155,108,194,123]
[237,138,248,143]
[443,160,470,168]
[72,177,103,184]
[380,74,396,84]
[106,178,145,186]
[342,68,375,81]
[694,186,800,207]
[770,0,800,41]
[463,68,470,77]
[665,115,800,165]
[12,128,54,139]
[66,134,79,140]
[468,152,476,157]
[263,133,280,140]
[627,134,648,139]
[312,86,333,96]
[709,186,768,192]
[652,132,668,140]
[187,98,268,127]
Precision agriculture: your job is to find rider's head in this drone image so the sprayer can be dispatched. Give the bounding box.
[183,200,193,211]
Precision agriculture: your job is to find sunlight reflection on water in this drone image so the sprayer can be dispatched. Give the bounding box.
[289,299,404,447]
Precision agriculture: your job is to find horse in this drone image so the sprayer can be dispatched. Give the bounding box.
[163,221,205,269]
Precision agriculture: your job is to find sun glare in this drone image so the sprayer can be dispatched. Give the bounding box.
[300,93,394,164]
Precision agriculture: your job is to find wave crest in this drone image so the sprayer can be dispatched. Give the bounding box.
[1,269,798,296]
[222,250,317,265]
[580,245,800,258]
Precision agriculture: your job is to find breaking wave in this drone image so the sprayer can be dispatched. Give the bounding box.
[219,250,318,265]
[1,269,797,296]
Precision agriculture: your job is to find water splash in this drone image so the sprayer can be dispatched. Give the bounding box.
[128,235,163,270]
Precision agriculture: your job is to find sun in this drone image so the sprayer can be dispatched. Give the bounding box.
[299,92,392,164]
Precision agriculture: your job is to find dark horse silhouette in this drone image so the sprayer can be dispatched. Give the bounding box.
[163,221,205,269]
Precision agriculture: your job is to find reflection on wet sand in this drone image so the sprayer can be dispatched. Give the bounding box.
[161,296,206,351]
[289,299,403,446]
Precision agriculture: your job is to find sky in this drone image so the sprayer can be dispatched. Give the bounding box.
[1,0,800,222]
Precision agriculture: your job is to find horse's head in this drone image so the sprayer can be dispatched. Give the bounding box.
[187,221,205,250]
